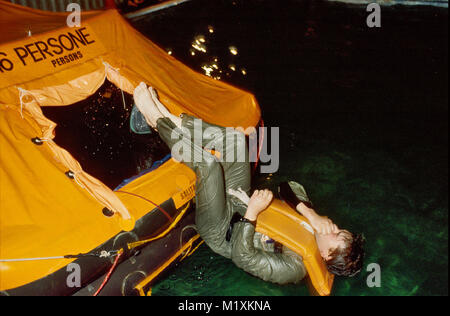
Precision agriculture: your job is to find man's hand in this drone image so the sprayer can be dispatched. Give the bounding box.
[297,202,338,235]
[244,189,273,221]
[308,214,339,235]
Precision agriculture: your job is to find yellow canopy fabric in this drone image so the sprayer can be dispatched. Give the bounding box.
[0,1,260,290]
[0,2,260,127]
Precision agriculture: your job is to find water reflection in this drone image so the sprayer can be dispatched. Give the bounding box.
[228,46,238,56]
[186,27,246,81]
[201,63,214,77]
[191,34,207,53]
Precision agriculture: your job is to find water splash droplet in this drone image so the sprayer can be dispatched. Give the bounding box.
[229,46,238,55]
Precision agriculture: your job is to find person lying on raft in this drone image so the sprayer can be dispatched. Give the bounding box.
[133,83,364,284]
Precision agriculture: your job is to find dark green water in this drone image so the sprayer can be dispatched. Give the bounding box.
[130,0,448,296]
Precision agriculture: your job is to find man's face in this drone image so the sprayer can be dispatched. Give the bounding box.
[316,229,352,260]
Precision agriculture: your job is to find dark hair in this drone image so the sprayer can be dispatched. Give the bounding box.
[325,233,365,277]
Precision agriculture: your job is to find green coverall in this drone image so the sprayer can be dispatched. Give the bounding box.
[156,114,306,285]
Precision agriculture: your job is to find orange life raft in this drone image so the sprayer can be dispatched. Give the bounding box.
[0,1,333,296]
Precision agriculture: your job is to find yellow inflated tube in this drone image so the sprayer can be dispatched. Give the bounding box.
[256,199,334,296]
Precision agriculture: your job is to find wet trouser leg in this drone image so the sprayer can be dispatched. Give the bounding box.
[179,114,251,196]
[156,115,250,258]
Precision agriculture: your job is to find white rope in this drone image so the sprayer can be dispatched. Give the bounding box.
[0,256,66,262]
[102,61,127,110]
[72,171,95,198]
[0,250,116,262]
[33,137,52,144]
[102,61,120,73]
[121,89,126,110]
[17,87,31,119]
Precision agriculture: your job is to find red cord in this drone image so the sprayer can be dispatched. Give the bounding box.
[252,119,265,174]
[93,250,123,296]
[116,190,173,222]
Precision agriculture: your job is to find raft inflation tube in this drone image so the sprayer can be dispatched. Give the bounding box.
[257,199,335,296]
[0,157,199,296]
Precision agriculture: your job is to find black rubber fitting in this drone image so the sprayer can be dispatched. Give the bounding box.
[31,137,44,145]
[102,207,115,217]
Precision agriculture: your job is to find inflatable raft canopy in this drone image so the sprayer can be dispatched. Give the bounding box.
[0,1,333,296]
[0,1,259,294]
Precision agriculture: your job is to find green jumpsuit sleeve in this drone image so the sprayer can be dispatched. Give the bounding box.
[230,222,307,285]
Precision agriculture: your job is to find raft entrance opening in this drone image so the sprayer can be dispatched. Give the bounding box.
[41,80,171,190]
